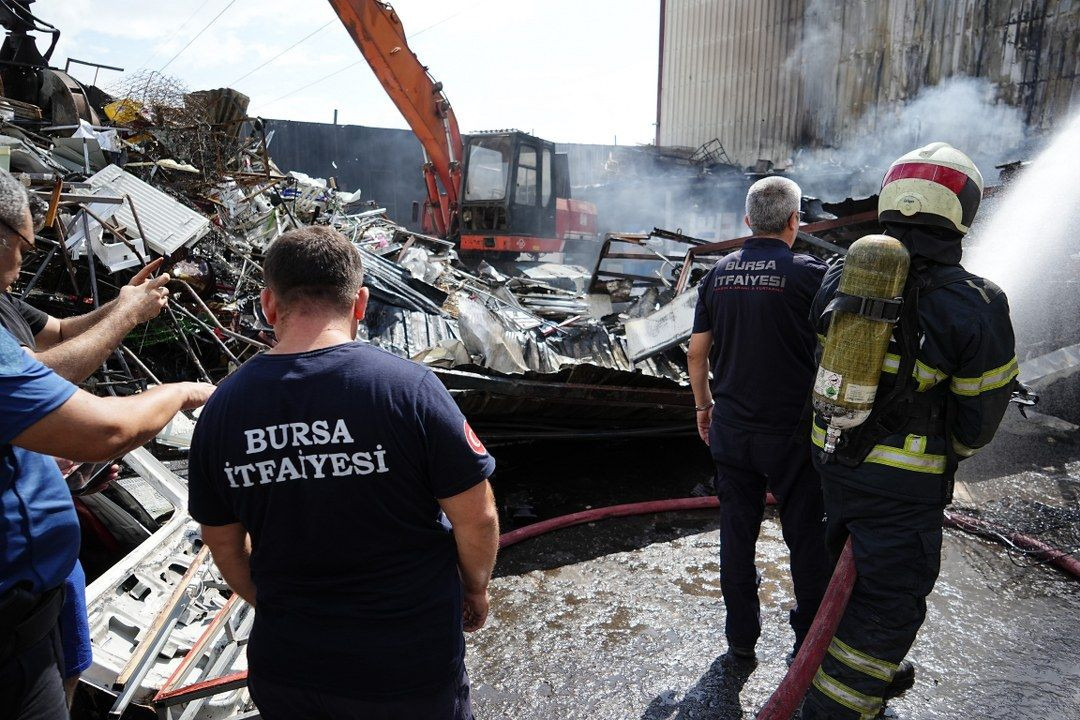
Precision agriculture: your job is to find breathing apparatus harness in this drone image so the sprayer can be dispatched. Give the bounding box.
[822,251,979,500]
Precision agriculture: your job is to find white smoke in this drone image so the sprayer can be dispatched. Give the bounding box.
[789,76,1032,201]
[785,0,843,138]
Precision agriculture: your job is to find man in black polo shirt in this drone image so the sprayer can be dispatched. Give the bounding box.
[687,176,829,663]
[188,226,499,720]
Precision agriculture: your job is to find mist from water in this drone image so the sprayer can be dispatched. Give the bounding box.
[965,111,1080,352]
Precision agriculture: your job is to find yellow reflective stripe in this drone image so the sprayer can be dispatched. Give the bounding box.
[914,360,947,391]
[951,357,1020,396]
[879,356,943,390]
[866,445,946,473]
[828,637,898,683]
[813,421,944,473]
[903,434,926,453]
[952,437,979,458]
[812,668,883,718]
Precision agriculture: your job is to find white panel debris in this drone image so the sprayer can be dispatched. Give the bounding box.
[85,164,211,254]
[66,208,148,272]
[624,289,698,363]
[1019,343,1080,389]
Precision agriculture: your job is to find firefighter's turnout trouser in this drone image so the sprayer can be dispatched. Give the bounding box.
[801,479,945,719]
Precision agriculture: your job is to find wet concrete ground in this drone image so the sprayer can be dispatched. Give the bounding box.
[472,421,1080,719]
[469,510,1079,719]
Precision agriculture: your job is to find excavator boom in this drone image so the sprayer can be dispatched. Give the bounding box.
[328,0,462,235]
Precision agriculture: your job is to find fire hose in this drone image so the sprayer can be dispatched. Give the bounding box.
[499,495,777,548]
[499,495,1080,720]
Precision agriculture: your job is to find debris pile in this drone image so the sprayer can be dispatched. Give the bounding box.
[6,73,699,440]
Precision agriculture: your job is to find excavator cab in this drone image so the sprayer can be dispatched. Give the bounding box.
[458,131,563,253]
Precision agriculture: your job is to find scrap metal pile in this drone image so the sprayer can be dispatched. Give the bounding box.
[7,74,698,443]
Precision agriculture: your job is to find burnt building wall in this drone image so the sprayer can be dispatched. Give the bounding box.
[262,119,426,229]
[259,121,749,240]
[657,0,1080,165]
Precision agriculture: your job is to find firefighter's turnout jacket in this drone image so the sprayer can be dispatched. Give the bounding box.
[810,258,1018,503]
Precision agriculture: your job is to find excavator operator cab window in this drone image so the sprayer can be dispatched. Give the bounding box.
[460,133,556,238]
[515,144,538,206]
[464,136,511,201]
[541,148,552,206]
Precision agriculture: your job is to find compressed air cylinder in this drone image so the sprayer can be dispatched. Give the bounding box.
[813,234,910,453]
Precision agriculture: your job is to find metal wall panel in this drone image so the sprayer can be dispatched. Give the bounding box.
[262,120,426,229]
[658,0,806,164]
[658,0,1080,165]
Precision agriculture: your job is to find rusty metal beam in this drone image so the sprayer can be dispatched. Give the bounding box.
[151,671,248,706]
[672,211,880,294]
[153,595,242,703]
[799,210,878,234]
[599,253,687,262]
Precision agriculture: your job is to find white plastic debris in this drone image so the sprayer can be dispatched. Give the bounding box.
[84,165,211,255]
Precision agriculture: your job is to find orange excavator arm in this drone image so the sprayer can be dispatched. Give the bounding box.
[328,0,463,236]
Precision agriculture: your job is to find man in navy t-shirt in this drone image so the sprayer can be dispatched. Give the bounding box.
[188,226,499,720]
[687,176,830,663]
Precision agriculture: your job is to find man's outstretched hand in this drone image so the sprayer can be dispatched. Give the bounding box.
[119,258,170,323]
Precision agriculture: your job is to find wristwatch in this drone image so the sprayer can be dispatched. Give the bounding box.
[695,400,715,412]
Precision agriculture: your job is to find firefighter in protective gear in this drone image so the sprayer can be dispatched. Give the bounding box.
[801,143,1018,719]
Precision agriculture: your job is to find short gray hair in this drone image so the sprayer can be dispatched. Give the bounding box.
[745,176,801,235]
[0,169,30,247]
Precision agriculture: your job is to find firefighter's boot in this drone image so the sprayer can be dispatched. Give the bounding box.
[883,660,915,698]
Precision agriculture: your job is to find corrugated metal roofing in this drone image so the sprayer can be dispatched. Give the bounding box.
[658,0,1080,165]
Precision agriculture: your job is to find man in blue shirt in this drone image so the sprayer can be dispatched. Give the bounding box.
[1,183,214,718]
[188,226,499,720]
[0,328,213,719]
[0,168,174,706]
[687,176,830,663]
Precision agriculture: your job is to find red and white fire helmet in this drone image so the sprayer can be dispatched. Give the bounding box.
[878,142,984,236]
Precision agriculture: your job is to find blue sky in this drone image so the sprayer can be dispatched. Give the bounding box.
[40,0,661,145]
